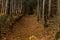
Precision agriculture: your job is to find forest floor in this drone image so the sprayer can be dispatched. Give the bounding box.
[1,15,58,40]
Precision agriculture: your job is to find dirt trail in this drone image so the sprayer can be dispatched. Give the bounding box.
[2,15,58,40]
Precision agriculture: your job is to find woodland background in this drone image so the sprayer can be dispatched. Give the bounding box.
[0,0,60,40]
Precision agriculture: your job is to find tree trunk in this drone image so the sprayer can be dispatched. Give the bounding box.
[37,0,40,22]
[54,0,60,40]
[48,0,51,18]
[42,0,45,22]
[44,0,49,28]
[42,0,48,28]
[0,0,2,12]
[57,0,60,32]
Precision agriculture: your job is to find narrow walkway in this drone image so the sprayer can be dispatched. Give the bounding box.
[2,15,58,40]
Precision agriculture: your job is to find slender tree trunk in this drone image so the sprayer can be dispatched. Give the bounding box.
[40,0,43,18]
[48,0,51,18]
[1,0,3,13]
[42,0,45,21]
[5,0,9,15]
[42,0,46,28]
[20,0,22,14]
[37,0,40,22]
[54,0,60,40]
[0,0,2,12]
[44,0,49,28]
[57,0,60,32]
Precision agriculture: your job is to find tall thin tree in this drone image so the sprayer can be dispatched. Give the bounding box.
[5,0,9,15]
[44,0,49,28]
[48,0,51,17]
[54,0,60,40]
[42,0,45,28]
[37,0,40,22]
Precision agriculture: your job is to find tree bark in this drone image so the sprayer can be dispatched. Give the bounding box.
[54,0,60,40]
[37,0,40,22]
[48,0,51,17]
[58,0,60,32]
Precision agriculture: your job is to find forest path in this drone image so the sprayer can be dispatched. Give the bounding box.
[5,15,58,40]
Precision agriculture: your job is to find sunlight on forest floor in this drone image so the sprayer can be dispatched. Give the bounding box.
[0,13,5,17]
[29,35,38,40]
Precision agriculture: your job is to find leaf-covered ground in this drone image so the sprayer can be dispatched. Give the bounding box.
[1,15,58,40]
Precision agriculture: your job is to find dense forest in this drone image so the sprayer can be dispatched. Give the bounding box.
[0,0,60,40]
